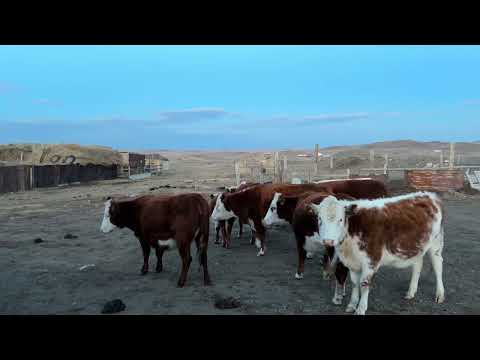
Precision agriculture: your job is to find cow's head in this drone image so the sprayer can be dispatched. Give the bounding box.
[100,197,124,233]
[211,192,236,221]
[310,195,357,247]
[264,192,289,226]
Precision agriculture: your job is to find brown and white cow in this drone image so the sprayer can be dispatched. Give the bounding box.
[100,193,211,287]
[211,183,328,256]
[212,179,387,257]
[285,191,356,305]
[310,191,445,315]
[209,182,259,248]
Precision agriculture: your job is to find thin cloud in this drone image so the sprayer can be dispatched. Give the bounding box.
[32,98,64,106]
[464,99,480,105]
[303,112,370,122]
[157,108,232,123]
[0,81,21,94]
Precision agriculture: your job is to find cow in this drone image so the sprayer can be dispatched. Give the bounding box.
[211,179,387,257]
[288,191,356,305]
[100,193,211,288]
[209,193,236,248]
[209,182,259,248]
[310,191,445,315]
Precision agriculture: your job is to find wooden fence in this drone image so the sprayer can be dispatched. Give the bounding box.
[0,164,118,194]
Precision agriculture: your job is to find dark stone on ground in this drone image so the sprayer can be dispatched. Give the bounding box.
[64,234,78,239]
[214,295,242,310]
[34,238,43,244]
[101,299,126,314]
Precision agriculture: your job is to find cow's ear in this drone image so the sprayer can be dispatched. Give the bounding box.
[345,204,357,217]
[105,196,112,201]
[210,194,215,199]
[278,196,285,206]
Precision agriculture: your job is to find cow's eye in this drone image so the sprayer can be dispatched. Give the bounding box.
[271,207,276,211]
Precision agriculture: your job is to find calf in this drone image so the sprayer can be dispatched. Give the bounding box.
[289,191,356,305]
[100,193,211,287]
[311,191,445,315]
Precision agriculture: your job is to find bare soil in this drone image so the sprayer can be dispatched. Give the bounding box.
[1,151,479,315]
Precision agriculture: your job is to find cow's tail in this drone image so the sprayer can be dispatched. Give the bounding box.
[196,201,210,270]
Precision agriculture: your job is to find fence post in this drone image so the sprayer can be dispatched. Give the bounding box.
[283,155,288,183]
[449,142,455,169]
[234,161,240,186]
[330,155,334,170]
[314,144,319,174]
[440,151,443,168]
[273,152,279,183]
[347,168,350,178]
[369,150,375,167]
[384,154,389,175]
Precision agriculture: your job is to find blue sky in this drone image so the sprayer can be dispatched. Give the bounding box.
[1,45,480,150]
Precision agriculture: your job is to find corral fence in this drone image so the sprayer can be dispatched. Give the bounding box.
[0,164,118,194]
[227,142,480,192]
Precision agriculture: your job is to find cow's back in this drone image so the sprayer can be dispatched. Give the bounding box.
[322,179,387,199]
[138,193,209,236]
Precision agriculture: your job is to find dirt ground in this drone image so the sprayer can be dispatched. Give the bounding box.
[1,169,479,315]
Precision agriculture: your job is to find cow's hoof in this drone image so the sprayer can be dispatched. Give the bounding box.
[306,252,314,259]
[354,309,366,316]
[332,296,343,305]
[345,304,356,313]
[155,267,162,273]
[295,273,304,280]
[435,293,445,303]
[140,269,148,275]
[257,250,265,256]
[322,271,332,280]
[404,292,415,300]
[177,282,185,288]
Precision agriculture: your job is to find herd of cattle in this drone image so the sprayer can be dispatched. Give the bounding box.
[100,178,446,315]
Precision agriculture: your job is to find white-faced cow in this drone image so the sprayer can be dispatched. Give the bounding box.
[209,182,259,248]
[100,193,211,287]
[212,179,387,257]
[279,191,356,305]
[310,191,445,315]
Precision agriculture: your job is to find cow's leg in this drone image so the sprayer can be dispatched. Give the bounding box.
[332,262,349,305]
[346,271,361,313]
[225,218,234,249]
[220,221,228,248]
[155,245,166,273]
[429,233,445,303]
[322,246,336,280]
[238,219,243,239]
[177,242,192,288]
[255,231,266,256]
[214,221,221,244]
[250,228,256,245]
[404,257,423,300]
[295,235,307,279]
[138,239,151,275]
[354,269,374,315]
